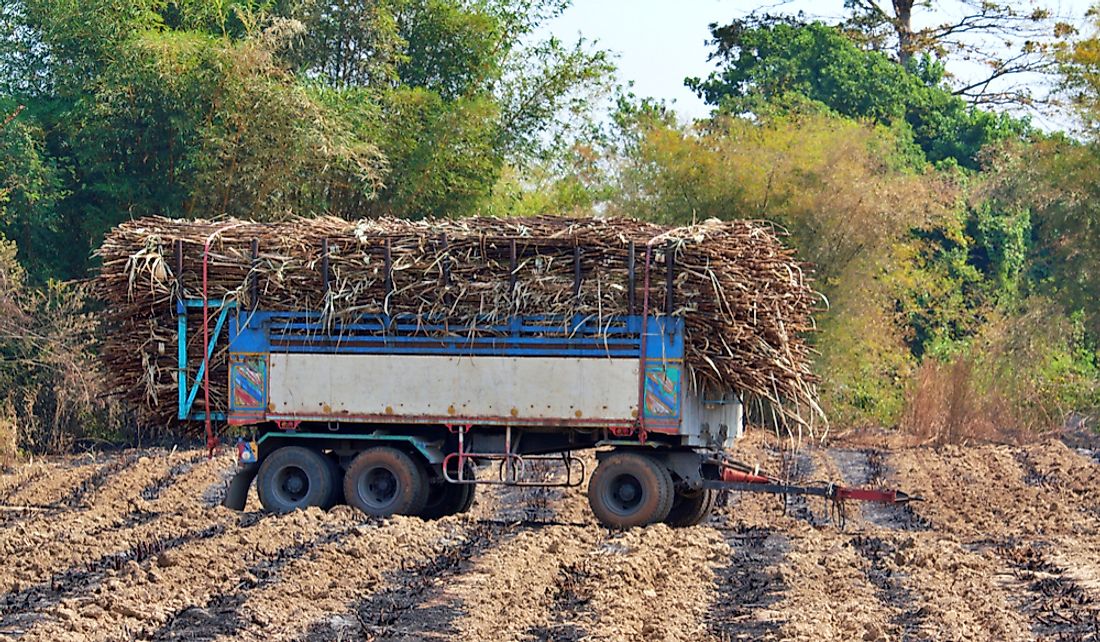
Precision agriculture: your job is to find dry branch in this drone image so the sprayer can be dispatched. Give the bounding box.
[96,215,824,429]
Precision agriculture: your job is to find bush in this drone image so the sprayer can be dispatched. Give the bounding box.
[900,298,1100,443]
[0,235,124,453]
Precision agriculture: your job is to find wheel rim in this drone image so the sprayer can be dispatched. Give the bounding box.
[274,465,310,505]
[358,466,400,510]
[602,472,645,516]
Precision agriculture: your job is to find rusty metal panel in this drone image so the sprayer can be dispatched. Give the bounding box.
[267,354,640,421]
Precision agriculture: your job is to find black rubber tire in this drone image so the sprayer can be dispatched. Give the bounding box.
[325,455,345,506]
[344,447,429,518]
[420,462,475,520]
[256,447,337,513]
[456,482,476,514]
[664,488,717,527]
[421,481,473,519]
[587,452,675,528]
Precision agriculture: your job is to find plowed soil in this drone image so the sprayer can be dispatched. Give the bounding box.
[1,432,1099,642]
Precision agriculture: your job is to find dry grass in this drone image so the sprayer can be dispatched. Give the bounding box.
[900,358,1031,445]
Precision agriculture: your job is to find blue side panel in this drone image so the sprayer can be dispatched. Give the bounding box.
[181,302,688,427]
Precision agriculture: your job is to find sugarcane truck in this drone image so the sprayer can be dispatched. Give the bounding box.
[176,239,915,528]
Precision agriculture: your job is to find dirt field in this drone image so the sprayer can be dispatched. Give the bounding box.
[1,431,1099,642]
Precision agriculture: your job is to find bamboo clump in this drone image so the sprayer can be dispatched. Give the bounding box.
[96,215,824,428]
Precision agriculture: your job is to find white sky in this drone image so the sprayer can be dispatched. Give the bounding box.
[545,0,1098,123]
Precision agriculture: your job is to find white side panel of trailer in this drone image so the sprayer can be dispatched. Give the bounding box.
[267,353,640,420]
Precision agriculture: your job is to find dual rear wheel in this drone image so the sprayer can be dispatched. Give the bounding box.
[587,451,715,529]
[256,446,712,528]
[256,445,474,519]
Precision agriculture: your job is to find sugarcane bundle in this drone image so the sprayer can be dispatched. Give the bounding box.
[97,215,824,428]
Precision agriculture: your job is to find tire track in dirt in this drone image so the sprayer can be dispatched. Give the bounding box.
[318,482,565,641]
[14,508,347,641]
[1,456,102,508]
[702,523,787,641]
[145,534,356,641]
[721,442,902,641]
[0,451,182,559]
[998,540,1100,641]
[443,523,603,642]
[560,524,728,642]
[190,514,461,642]
[292,478,591,642]
[0,465,50,504]
[328,518,514,641]
[891,443,1100,538]
[0,521,230,636]
[0,450,228,592]
[824,446,1034,641]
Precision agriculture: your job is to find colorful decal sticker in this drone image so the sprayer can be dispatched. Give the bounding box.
[644,364,680,418]
[231,356,267,411]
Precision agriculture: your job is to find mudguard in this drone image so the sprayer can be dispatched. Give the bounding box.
[222,463,259,511]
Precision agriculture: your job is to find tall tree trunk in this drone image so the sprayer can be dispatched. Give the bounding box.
[893,0,915,66]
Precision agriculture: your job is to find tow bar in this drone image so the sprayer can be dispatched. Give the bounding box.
[706,459,921,528]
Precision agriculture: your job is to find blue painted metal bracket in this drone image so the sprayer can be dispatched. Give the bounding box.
[178,298,235,421]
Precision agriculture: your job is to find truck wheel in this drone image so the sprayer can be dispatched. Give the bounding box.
[344,447,429,518]
[421,481,474,519]
[587,452,674,528]
[256,446,337,513]
[420,462,475,520]
[325,455,345,506]
[664,488,717,527]
[456,483,476,513]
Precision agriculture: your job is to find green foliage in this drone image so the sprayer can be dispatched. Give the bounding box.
[613,110,954,279]
[609,109,963,425]
[0,108,66,278]
[687,19,1029,168]
[370,87,500,217]
[0,0,614,278]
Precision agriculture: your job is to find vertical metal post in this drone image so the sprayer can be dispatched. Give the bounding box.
[505,425,513,483]
[440,234,451,306]
[174,239,184,300]
[249,238,259,311]
[665,239,675,316]
[321,238,330,295]
[627,240,636,315]
[636,245,653,437]
[383,238,393,311]
[573,246,582,298]
[175,238,186,420]
[509,238,517,294]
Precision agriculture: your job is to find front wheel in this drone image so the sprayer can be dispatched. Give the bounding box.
[587,452,674,528]
[256,447,338,513]
[344,447,429,518]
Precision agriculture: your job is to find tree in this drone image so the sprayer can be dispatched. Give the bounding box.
[841,0,1076,107]
[687,19,1027,168]
[0,103,65,278]
[0,0,613,278]
[1060,8,1100,134]
[277,0,615,218]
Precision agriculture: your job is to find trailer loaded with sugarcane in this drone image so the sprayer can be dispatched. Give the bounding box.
[97,215,916,528]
